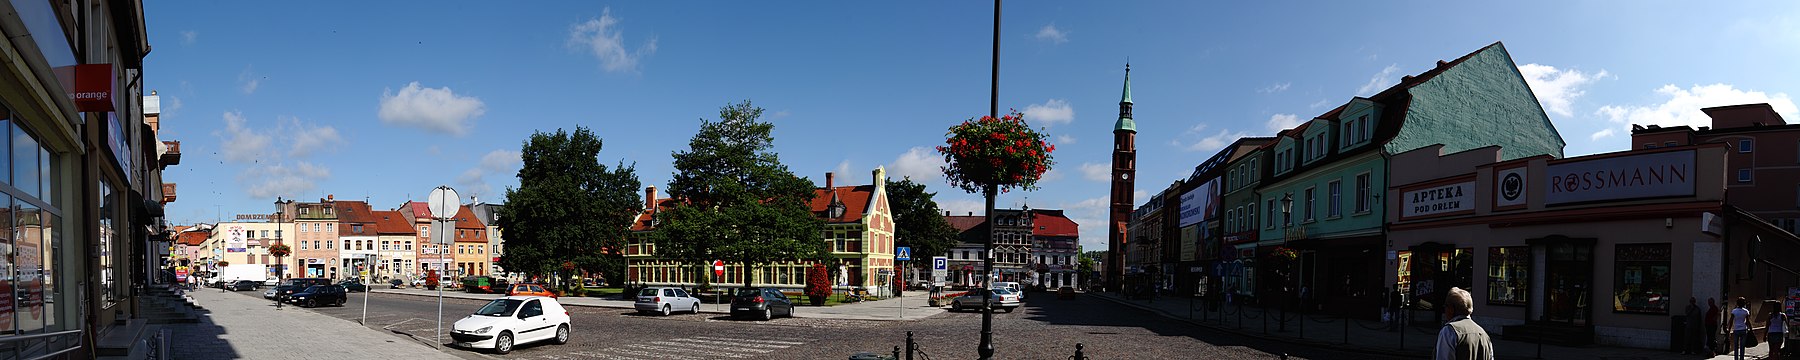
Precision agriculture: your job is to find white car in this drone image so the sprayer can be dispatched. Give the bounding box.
[451,296,571,354]
[634,287,701,316]
[992,281,1024,299]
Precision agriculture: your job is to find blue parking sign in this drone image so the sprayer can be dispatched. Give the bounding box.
[897,247,912,261]
[933,257,948,271]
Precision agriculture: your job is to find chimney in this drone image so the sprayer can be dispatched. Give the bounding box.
[645,186,658,211]
[945,211,951,216]
[968,212,973,216]
[826,172,834,189]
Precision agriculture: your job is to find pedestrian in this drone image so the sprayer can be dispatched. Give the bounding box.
[1768,299,1788,360]
[1733,297,1752,360]
[1388,285,1403,332]
[1434,287,1493,360]
[1709,298,1723,355]
[1686,297,1703,354]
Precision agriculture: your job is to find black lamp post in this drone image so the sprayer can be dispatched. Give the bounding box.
[1278,193,1293,332]
[978,0,1002,359]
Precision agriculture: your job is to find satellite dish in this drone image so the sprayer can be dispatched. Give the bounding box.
[428,186,461,220]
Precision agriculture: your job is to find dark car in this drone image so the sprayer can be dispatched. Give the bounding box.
[730,287,794,320]
[229,280,260,291]
[289,285,348,307]
[277,278,332,300]
[337,280,368,292]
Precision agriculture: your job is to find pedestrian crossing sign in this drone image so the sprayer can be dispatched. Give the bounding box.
[897,247,911,261]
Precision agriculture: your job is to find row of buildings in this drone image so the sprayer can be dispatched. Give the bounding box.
[1110,42,1800,348]
[169,198,504,284]
[942,208,1083,289]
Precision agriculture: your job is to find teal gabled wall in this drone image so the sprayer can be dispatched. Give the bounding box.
[1386,43,1566,160]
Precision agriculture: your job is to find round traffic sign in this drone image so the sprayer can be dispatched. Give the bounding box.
[428,186,461,219]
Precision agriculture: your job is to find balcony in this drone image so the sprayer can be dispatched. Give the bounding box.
[161,183,176,203]
[160,140,181,166]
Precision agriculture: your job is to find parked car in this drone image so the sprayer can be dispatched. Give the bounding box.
[730,287,794,320]
[950,288,1021,313]
[1057,286,1076,300]
[337,280,368,292]
[991,282,1024,300]
[451,296,571,354]
[634,287,701,316]
[229,280,260,291]
[263,286,280,299]
[289,285,348,307]
[507,284,557,298]
[463,276,505,294]
[389,279,405,289]
[277,278,332,301]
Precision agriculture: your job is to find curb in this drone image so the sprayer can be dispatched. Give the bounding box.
[1087,293,1431,358]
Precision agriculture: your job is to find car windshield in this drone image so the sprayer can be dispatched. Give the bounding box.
[475,299,524,316]
[992,288,1014,295]
[736,289,765,297]
[639,288,660,296]
[301,285,324,293]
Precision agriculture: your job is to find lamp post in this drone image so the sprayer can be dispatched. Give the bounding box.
[1278,193,1293,332]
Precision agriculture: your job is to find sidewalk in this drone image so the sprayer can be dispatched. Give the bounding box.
[1091,292,1770,360]
[371,288,945,320]
[165,288,450,360]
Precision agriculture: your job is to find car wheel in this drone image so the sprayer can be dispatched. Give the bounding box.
[661,304,672,316]
[306,299,317,308]
[691,303,700,314]
[952,301,962,312]
[494,331,514,354]
[553,324,570,345]
[760,308,772,321]
[1003,307,1014,313]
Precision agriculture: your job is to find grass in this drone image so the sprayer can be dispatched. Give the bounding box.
[580,287,624,298]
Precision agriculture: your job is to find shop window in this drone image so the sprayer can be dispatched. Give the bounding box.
[1613,243,1671,314]
[1486,246,1530,306]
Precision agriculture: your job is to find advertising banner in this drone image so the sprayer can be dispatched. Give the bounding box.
[226,226,247,253]
[1180,225,1199,262]
[1545,150,1694,205]
[1177,179,1218,227]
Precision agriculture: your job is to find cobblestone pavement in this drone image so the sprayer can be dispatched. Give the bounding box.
[165,287,452,360]
[248,289,1403,359]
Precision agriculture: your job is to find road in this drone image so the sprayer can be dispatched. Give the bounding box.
[232,290,1405,359]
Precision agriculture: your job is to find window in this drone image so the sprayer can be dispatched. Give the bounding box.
[1303,188,1315,221]
[1355,173,1372,213]
[327,223,335,232]
[419,226,428,237]
[1644,143,1657,149]
[1613,243,1672,314]
[1739,169,1753,183]
[1283,193,1294,226]
[405,241,413,251]
[261,230,269,238]
[1327,180,1342,218]
[1225,209,1235,232]
[342,240,350,250]
[301,241,309,250]
[1355,115,1369,143]
[1739,139,1754,153]
[1487,247,1529,306]
[1664,141,1676,147]
[381,241,389,251]
[1265,199,1276,228]
[353,225,363,233]
[1247,203,1256,231]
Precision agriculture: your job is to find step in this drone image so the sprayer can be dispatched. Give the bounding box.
[95,319,148,357]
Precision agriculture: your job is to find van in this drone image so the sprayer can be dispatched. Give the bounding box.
[991,282,1024,299]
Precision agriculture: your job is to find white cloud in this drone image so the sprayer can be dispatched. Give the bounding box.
[1596,84,1799,129]
[1258,82,1292,94]
[1309,98,1332,109]
[287,117,345,157]
[1056,134,1076,145]
[1035,24,1068,44]
[887,147,944,183]
[166,95,184,114]
[1023,99,1074,127]
[181,30,197,45]
[242,161,332,199]
[1184,128,1248,153]
[1265,113,1302,132]
[568,7,658,73]
[1517,63,1608,118]
[216,111,271,163]
[455,149,524,200]
[832,160,853,180]
[1589,128,1615,140]
[1079,162,1110,182]
[1357,64,1401,96]
[378,81,487,135]
[1062,196,1112,250]
[238,67,261,94]
[936,198,986,217]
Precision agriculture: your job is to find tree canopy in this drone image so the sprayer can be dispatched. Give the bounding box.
[495,126,641,288]
[885,177,958,260]
[653,100,825,288]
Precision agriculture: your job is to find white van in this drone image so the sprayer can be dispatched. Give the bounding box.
[991,282,1024,299]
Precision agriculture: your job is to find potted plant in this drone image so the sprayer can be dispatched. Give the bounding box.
[805,263,831,306]
[268,244,291,258]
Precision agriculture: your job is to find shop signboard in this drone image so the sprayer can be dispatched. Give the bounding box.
[1494,166,1528,208]
[1401,180,1475,219]
[1545,150,1694,205]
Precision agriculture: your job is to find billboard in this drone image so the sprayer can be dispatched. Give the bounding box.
[226,226,247,253]
[1177,179,1218,227]
[1544,150,1695,205]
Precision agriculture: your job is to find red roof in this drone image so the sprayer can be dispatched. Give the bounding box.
[1032,210,1078,237]
[810,185,875,223]
[407,201,432,219]
[944,215,985,232]
[178,231,207,246]
[452,205,486,229]
[372,210,413,235]
[334,201,377,236]
[630,198,678,232]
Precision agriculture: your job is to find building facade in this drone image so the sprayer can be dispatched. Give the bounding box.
[399,201,453,277]
[944,208,1035,286]
[1631,103,1800,234]
[625,168,897,293]
[1106,65,1137,292]
[335,201,378,281]
[290,197,341,278]
[469,203,506,277]
[373,210,417,283]
[1028,210,1081,289]
[450,205,490,277]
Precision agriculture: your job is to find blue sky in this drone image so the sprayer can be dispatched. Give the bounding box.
[147,1,1800,250]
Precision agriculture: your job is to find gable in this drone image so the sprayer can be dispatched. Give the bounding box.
[1388,43,1566,161]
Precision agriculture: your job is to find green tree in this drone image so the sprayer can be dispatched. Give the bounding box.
[496,127,641,291]
[886,177,958,260]
[654,100,825,288]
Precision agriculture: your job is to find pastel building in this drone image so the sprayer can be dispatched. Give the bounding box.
[290,197,342,278]
[374,210,418,282]
[334,201,379,280]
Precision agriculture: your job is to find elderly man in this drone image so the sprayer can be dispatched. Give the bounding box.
[1435,287,1494,360]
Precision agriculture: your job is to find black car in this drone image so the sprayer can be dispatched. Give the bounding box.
[289,285,348,307]
[276,278,332,301]
[229,280,260,291]
[337,280,368,292]
[730,287,794,320]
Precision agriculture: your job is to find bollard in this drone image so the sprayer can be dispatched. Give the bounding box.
[1343,312,1349,345]
[893,346,900,360]
[1072,343,1085,360]
[906,331,915,360]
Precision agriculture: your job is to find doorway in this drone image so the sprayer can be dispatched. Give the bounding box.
[1542,242,1592,326]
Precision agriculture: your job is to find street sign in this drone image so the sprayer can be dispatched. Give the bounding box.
[712,260,724,277]
[432,219,455,245]
[427,186,461,220]
[931,256,948,283]
[896,247,911,261]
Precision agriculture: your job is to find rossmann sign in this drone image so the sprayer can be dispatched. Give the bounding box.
[1544,150,1694,206]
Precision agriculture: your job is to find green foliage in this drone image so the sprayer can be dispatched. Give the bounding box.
[805,263,831,297]
[654,100,826,288]
[495,126,642,284]
[885,178,958,260]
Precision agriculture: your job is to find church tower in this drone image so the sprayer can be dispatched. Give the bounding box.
[1106,64,1136,292]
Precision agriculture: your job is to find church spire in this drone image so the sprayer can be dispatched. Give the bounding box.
[1114,63,1136,132]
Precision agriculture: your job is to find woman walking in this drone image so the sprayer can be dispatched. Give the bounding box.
[1769,300,1788,360]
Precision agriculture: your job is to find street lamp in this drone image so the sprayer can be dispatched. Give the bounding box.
[1277,193,1294,332]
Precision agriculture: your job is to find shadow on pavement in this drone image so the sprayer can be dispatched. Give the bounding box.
[1015,292,1394,359]
[164,307,242,360]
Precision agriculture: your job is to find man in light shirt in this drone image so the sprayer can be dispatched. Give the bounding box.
[1733,297,1752,360]
[1435,287,1494,360]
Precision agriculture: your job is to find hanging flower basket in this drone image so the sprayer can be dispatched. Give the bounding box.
[1268,246,1299,263]
[936,110,1055,194]
[268,244,292,258]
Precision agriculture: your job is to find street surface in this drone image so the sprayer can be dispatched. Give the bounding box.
[226,290,1404,359]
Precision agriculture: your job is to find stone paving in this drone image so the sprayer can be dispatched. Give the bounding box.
[164,287,453,360]
[371,287,946,321]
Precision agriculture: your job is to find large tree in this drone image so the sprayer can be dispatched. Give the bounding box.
[653,100,825,288]
[496,127,641,291]
[886,178,958,260]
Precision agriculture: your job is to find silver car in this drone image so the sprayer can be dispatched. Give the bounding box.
[634,287,701,316]
[950,288,1021,313]
[263,287,278,299]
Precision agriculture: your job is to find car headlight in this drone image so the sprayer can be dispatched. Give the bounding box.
[473,326,492,334]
